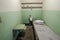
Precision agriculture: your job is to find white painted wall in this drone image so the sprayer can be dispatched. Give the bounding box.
[43,0,60,10]
[0,0,21,12]
[0,0,21,40]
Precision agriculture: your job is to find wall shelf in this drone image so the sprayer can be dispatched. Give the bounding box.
[21,2,43,9]
[22,7,42,9]
[21,2,43,4]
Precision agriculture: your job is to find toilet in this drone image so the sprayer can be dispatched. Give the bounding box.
[34,20,44,25]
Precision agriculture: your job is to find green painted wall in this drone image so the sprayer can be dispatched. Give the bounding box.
[43,10,60,36]
[0,11,22,40]
[21,9,42,23]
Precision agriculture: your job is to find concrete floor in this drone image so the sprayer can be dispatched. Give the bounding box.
[34,24,60,40]
[19,26,34,40]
